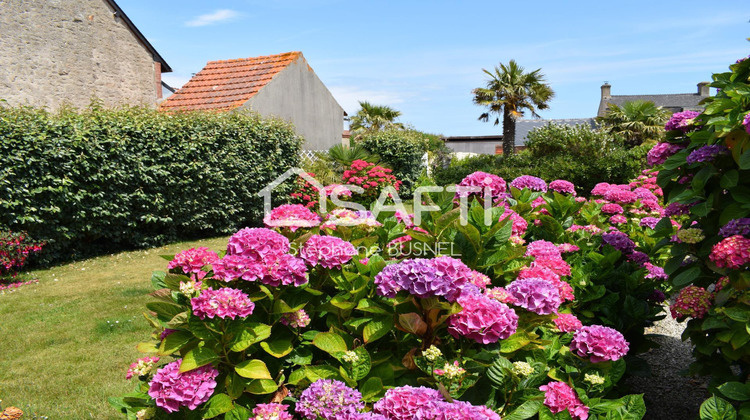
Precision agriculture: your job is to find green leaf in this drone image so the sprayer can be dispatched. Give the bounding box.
[305,365,342,382]
[246,379,278,394]
[718,382,750,402]
[180,347,219,372]
[146,301,184,322]
[500,332,532,353]
[360,377,384,402]
[229,323,272,352]
[260,336,294,358]
[201,393,234,418]
[363,316,393,343]
[224,405,252,420]
[700,396,737,420]
[235,359,272,380]
[158,330,193,355]
[740,148,750,170]
[721,170,740,189]
[313,332,348,354]
[723,307,750,323]
[226,373,246,399]
[503,399,542,420]
[672,267,701,288]
[355,298,390,315]
[398,312,428,336]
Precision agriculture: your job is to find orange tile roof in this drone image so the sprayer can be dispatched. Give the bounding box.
[159,51,302,112]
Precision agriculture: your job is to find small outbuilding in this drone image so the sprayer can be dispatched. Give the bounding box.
[597,82,711,117]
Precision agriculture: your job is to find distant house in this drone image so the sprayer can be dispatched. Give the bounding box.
[160,51,345,151]
[0,0,171,109]
[597,82,711,117]
[444,118,597,155]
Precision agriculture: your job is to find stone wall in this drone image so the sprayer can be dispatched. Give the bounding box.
[242,54,345,151]
[0,0,158,110]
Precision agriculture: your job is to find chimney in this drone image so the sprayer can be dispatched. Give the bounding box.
[698,82,710,97]
[601,82,611,100]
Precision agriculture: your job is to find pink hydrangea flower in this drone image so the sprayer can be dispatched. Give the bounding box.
[263,204,321,231]
[260,254,309,287]
[525,240,562,260]
[510,175,548,192]
[448,290,518,344]
[280,309,311,328]
[252,403,294,420]
[518,265,574,301]
[532,258,572,276]
[570,325,629,363]
[455,171,507,203]
[664,110,700,132]
[167,247,219,280]
[709,235,750,269]
[484,287,516,304]
[609,215,628,224]
[499,209,528,237]
[430,401,501,420]
[191,288,255,320]
[300,235,357,269]
[211,254,263,282]
[644,262,668,280]
[468,270,492,289]
[670,285,712,320]
[226,228,290,262]
[549,180,576,195]
[148,360,218,413]
[647,142,685,167]
[126,356,159,380]
[554,313,583,332]
[373,386,443,420]
[744,112,750,134]
[539,381,589,420]
[506,278,562,315]
[601,203,624,215]
[558,243,580,253]
[603,187,637,204]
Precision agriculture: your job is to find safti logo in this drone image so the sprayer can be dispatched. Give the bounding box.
[259,168,499,227]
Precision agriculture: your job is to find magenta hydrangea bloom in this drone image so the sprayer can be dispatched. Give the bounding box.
[640,217,661,229]
[627,251,650,267]
[211,254,264,282]
[484,287,516,304]
[664,110,700,132]
[633,187,659,202]
[539,381,589,420]
[518,265,574,301]
[570,325,629,363]
[300,235,357,269]
[590,182,612,196]
[609,215,627,225]
[296,379,364,420]
[227,228,290,262]
[686,145,729,164]
[558,243,580,253]
[744,112,750,134]
[430,401,501,420]
[601,203,624,215]
[148,360,218,413]
[664,202,693,217]
[709,235,750,269]
[644,262,668,280]
[372,386,443,420]
[525,240,562,260]
[719,218,750,237]
[374,258,470,302]
[601,231,635,254]
[549,180,576,195]
[126,356,159,380]
[499,208,528,237]
[647,142,685,167]
[468,270,492,289]
[448,290,518,344]
[510,175,548,192]
[280,309,311,328]
[602,187,637,204]
[430,256,474,299]
[253,403,294,420]
[168,247,219,280]
[191,288,255,320]
[506,278,562,315]
[263,204,321,231]
[532,258,572,276]
[261,253,309,287]
[455,171,507,203]
[554,313,582,332]
[670,285,712,320]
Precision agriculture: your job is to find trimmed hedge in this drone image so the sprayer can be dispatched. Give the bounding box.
[0,105,302,265]
[434,123,649,194]
[358,129,432,194]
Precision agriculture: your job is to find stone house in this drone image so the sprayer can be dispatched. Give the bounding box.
[0,0,171,110]
[597,82,711,117]
[159,51,345,151]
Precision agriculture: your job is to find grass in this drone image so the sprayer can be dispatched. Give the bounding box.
[0,236,230,419]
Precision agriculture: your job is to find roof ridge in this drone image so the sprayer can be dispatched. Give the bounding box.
[207,51,301,65]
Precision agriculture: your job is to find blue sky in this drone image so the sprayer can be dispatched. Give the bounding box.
[124,0,749,137]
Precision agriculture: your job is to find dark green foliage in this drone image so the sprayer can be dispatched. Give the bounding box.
[0,105,302,265]
[359,129,432,194]
[434,124,649,194]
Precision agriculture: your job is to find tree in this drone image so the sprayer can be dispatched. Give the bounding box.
[596,100,670,147]
[349,101,404,135]
[472,60,555,155]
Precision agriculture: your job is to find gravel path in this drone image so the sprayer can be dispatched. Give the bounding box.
[626,310,709,420]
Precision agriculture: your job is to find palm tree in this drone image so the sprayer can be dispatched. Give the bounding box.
[596,100,670,147]
[473,60,555,155]
[349,101,404,135]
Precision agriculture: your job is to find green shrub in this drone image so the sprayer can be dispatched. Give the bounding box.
[433,124,648,194]
[0,105,302,265]
[358,129,431,194]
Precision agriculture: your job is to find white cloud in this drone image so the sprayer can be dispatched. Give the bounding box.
[185,9,240,27]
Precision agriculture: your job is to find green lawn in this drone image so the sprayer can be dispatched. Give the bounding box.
[0,236,230,419]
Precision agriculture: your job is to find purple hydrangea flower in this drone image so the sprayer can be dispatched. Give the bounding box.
[627,251,650,267]
[296,379,364,420]
[601,230,636,254]
[719,218,750,237]
[191,288,255,320]
[430,401,501,420]
[686,145,729,164]
[525,240,562,260]
[644,263,668,280]
[647,142,685,167]
[510,175,548,192]
[373,258,471,302]
[664,110,700,132]
[664,202,693,216]
[570,325,629,363]
[372,386,443,420]
[148,360,218,413]
[640,217,661,229]
[448,290,518,344]
[549,180,576,195]
[506,278,562,315]
[743,112,750,134]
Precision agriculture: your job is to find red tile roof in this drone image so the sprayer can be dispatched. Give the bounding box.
[159,51,302,112]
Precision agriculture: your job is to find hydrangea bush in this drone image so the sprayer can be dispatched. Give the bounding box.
[648,52,750,417]
[111,170,665,419]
